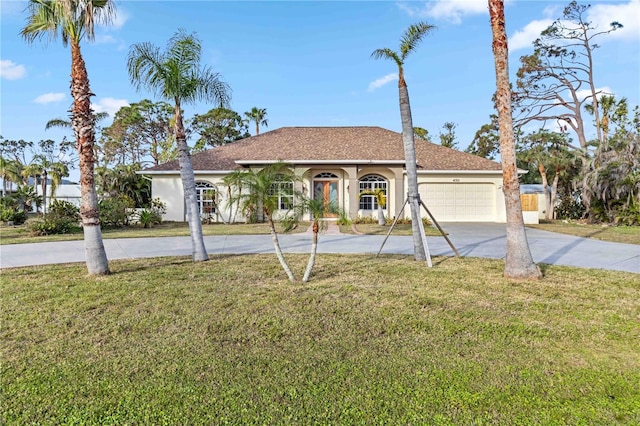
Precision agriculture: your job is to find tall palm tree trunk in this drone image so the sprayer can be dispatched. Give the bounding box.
[174,104,209,261]
[71,41,109,275]
[268,216,295,282]
[303,221,319,282]
[398,69,427,261]
[489,0,541,279]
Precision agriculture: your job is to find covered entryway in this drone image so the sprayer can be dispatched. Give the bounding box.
[420,183,496,222]
[313,173,339,217]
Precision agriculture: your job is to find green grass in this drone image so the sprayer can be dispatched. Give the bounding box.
[2,255,639,424]
[341,223,444,236]
[528,221,640,245]
[0,221,308,245]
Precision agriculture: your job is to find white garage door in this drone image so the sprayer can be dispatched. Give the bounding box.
[420,183,495,222]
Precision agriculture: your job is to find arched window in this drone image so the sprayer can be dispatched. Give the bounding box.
[359,174,387,210]
[314,172,339,179]
[195,181,216,218]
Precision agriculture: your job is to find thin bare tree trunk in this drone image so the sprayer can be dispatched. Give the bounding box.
[377,203,385,226]
[538,164,552,220]
[489,0,541,279]
[303,221,319,282]
[71,41,109,275]
[550,171,560,220]
[268,216,295,282]
[174,102,208,261]
[398,69,427,261]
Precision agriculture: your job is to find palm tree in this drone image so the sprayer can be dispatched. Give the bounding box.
[22,0,114,275]
[371,22,435,262]
[21,162,42,212]
[359,188,387,225]
[1,158,24,196]
[244,107,268,136]
[128,30,230,262]
[229,162,298,282]
[488,0,541,279]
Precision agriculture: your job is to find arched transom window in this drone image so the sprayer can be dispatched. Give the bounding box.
[359,174,387,210]
[195,181,216,217]
[314,172,339,179]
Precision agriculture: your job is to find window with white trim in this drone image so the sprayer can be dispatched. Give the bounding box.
[269,179,294,210]
[359,174,387,210]
[195,181,216,218]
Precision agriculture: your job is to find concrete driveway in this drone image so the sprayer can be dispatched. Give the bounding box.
[0,223,638,273]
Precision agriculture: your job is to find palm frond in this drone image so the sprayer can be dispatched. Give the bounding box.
[400,22,436,60]
[370,48,401,66]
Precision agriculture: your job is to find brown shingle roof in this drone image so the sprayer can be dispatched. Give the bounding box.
[144,126,502,172]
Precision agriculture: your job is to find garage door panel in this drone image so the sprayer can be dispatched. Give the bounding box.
[421,183,495,222]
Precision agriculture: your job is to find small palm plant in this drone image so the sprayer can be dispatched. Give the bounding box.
[359,188,387,226]
[284,197,338,283]
[229,162,300,282]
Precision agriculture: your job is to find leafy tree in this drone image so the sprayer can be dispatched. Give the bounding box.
[413,126,431,142]
[438,122,458,149]
[229,162,299,282]
[371,21,435,262]
[96,164,151,208]
[581,106,640,224]
[22,0,115,275]
[244,107,269,136]
[489,0,541,279]
[0,137,34,166]
[513,1,622,154]
[32,138,73,213]
[191,107,249,151]
[466,114,500,159]
[519,130,577,220]
[585,95,629,146]
[99,100,174,167]
[128,29,230,262]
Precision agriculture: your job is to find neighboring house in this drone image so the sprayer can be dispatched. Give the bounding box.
[141,126,516,223]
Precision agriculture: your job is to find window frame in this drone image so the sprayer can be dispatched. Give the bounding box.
[358,174,388,211]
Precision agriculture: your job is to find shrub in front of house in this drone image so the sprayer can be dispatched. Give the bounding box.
[28,200,81,236]
[99,196,135,228]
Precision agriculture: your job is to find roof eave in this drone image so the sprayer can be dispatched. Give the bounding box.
[235,160,407,165]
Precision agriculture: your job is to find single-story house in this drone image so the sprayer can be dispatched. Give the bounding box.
[141,126,514,223]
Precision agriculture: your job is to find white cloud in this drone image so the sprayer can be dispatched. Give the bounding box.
[509,19,554,51]
[92,97,129,117]
[575,86,615,104]
[111,8,129,29]
[397,0,489,24]
[509,0,639,51]
[33,93,65,104]
[97,7,128,30]
[0,59,27,80]
[95,34,117,44]
[368,73,398,92]
[587,0,640,42]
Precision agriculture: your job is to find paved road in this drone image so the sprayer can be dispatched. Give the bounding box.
[1,223,638,273]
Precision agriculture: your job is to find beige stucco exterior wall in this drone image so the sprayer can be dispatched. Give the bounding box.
[150,169,508,223]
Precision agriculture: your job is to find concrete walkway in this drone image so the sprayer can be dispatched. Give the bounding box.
[1,223,638,273]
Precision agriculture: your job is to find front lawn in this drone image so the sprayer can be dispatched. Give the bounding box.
[528,220,640,245]
[2,255,638,424]
[0,221,308,245]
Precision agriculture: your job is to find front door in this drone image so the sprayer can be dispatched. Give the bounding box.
[314,181,338,217]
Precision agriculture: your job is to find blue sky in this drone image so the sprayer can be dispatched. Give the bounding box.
[1,0,638,181]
